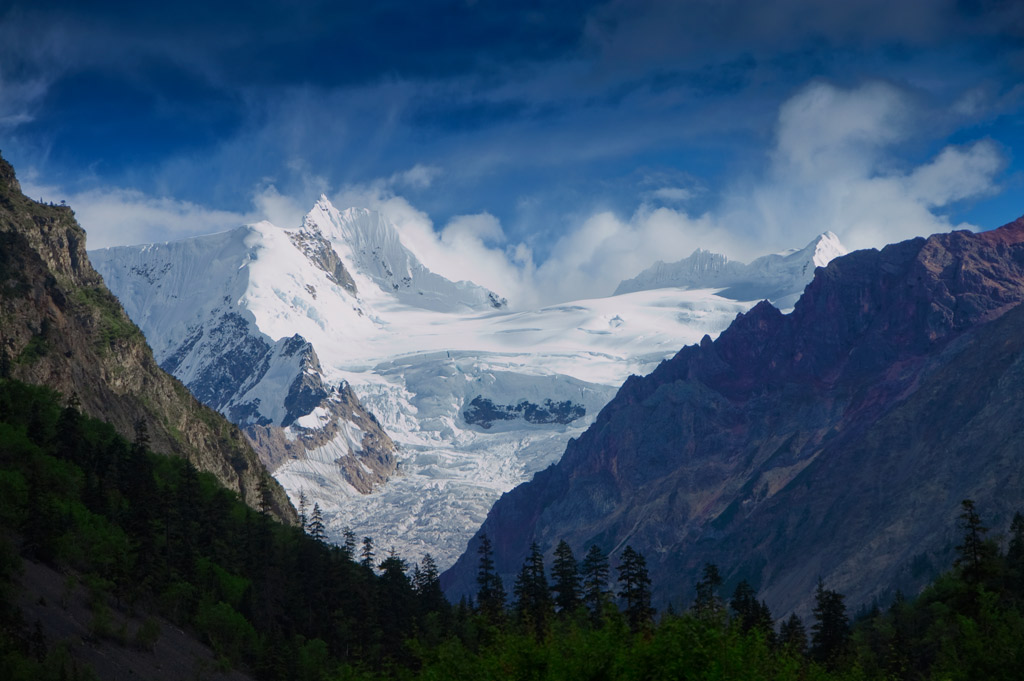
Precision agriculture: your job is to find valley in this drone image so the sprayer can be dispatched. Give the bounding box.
[91,199,843,567]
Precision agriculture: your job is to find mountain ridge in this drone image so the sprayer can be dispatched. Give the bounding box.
[614,231,847,309]
[91,196,849,568]
[442,217,1024,616]
[0,152,295,523]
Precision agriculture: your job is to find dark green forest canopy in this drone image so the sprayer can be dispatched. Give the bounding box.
[1,377,1023,680]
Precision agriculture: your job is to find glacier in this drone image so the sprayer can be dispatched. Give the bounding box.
[91,199,846,568]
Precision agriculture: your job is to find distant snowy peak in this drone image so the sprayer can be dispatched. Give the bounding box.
[807,231,846,268]
[613,249,743,294]
[613,232,848,307]
[761,230,846,272]
[301,198,507,312]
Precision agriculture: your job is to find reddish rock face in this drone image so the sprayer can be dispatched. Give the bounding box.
[443,217,1024,617]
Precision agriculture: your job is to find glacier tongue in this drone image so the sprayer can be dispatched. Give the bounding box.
[91,199,845,569]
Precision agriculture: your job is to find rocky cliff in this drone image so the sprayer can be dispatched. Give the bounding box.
[0,153,295,523]
[443,218,1024,616]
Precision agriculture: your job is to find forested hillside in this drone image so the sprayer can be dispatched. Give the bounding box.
[2,378,1023,679]
[0,152,292,522]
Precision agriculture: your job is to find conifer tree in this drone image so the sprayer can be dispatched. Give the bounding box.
[307,503,326,543]
[55,393,83,462]
[730,579,763,632]
[125,417,158,548]
[297,490,308,532]
[581,544,611,623]
[377,552,414,660]
[342,527,357,560]
[476,533,506,623]
[512,541,552,635]
[361,536,376,569]
[551,540,581,614]
[693,562,723,620]
[955,499,998,585]
[132,417,150,454]
[616,545,654,631]
[257,474,272,516]
[810,578,850,668]
[779,612,808,656]
[729,583,775,640]
[413,553,446,614]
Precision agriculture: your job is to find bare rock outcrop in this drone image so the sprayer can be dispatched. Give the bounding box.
[0,153,295,523]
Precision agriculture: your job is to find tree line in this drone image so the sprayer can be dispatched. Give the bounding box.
[1,376,1023,679]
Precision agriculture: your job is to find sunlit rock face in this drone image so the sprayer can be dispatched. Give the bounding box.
[0,152,295,524]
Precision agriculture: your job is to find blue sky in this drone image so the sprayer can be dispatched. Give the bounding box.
[2,0,1023,305]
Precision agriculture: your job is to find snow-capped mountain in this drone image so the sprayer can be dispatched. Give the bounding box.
[302,200,507,312]
[91,200,845,568]
[614,231,847,309]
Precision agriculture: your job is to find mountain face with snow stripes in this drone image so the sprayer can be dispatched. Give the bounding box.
[93,199,844,567]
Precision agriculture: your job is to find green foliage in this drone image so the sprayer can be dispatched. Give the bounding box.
[2,377,1024,680]
[195,557,251,609]
[0,378,451,678]
[581,544,611,624]
[134,616,161,652]
[811,579,851,669]
[616,545,653,631]
[476,533,506,624]
[72,286,142,349]
[512,541,552,637]
[196,600,258,665]
[14,332,49,365]
[551,540,580,615]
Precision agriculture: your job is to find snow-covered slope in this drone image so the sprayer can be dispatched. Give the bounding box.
[615,231,847,309]
[92,201,845,568]
[305,201,507,311]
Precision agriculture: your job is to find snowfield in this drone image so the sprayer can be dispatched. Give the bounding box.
[91,198,845,568]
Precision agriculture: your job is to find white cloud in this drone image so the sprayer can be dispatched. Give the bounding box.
[390,164,442,190]
[33,80,1006,308]
[251,184,307,231]
[904,141,1003,208]
[719,81,1005,253]
[332,177,539,307]
[644,187,694,203]
[773,81,909,179]
[22,181,252,250]
[0,75,49,127]
[531,206,732,303]
[442,213,505,246]
[502,81,1005,301]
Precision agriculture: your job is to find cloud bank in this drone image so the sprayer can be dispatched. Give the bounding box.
[43,80,1007,306]
[349,81,1007,306]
